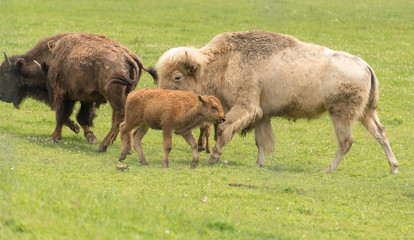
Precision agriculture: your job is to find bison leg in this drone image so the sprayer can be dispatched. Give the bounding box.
[132,124,150,166]
[324,117,354,173]
[98,101,124,152]
[162,129,173,168]
[51,100,75,143]
[254,118,274,167]
[360,110,399,174]
[77,102,97,145]
[209,105,263,165]
[64,118,80,134]
[182,131,199,169]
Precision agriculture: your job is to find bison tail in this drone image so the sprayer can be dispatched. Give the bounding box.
[366,65,378,110]
[146,66,159,84]
[104,71,136,92]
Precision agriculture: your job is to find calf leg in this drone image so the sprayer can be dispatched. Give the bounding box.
[324,117,354,173]
[162,129,173,168]
[132,124,150,166]
[198,124,212,153]
[254,118,274,167]
[360,110,399,174]
[76,102,97,144]
[209,105,263,165]
[182,131,199,169]
[51,100,75,143]
[119,121,137,162]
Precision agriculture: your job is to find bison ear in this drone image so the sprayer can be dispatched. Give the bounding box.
[47,40,55,52]
[15,58,25,70]
[198,95,207,104]
[41,61,49,75]
[4,52,11,68]
[184,51,198,74]
[184,62,197,74]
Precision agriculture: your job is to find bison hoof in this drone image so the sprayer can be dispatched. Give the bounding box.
[198,147,205,152]
[50,138,60,143]
[119,156,126,162]
[140,161,149,166]
[71,123,80,134]
[390,166,399,174]
[86,132,97,145]
[322,167,334,173]
[256,163,265,168]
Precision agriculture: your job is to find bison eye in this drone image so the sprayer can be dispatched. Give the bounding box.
[172,71,182,81]
[212,106,218,110]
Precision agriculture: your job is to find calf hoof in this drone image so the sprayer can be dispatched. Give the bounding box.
[97,144,108,152]
[191,163,198,169]
[140,161,149,166]
[86,132,97,145]
[119,155,126,162]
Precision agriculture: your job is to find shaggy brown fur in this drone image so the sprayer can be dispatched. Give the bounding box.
[117,88,225,168]
[0,33,83,133]
[155,30,399,174]
[43,33,156,151]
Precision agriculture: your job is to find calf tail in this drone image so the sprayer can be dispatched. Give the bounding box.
[366,65,378,110]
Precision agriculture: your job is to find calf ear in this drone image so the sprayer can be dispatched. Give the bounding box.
[198,95,207,104]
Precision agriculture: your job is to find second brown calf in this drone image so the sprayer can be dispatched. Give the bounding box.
[118,88,225,168]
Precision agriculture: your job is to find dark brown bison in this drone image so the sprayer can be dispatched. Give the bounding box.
[0,33,157,152]
[154,30,399,174]
[113,88,226,168]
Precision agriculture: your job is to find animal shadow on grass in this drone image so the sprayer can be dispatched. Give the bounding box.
[4,130,103,156]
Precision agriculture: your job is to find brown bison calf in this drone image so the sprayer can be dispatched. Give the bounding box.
[118,88,225,168]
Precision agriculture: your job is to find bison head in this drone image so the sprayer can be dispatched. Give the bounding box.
[155,47,207,94]
[0,52,24,108]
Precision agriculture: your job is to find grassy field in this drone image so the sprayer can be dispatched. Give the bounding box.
[1,0,414,239]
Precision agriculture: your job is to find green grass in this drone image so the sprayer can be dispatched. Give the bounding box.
[1,0,414,239]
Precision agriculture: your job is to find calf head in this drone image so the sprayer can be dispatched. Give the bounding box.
[198,95,226,124]
[0,52,23,108]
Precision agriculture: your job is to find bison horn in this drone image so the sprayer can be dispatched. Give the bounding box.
[4,52,11,68]
[33,60,42,69]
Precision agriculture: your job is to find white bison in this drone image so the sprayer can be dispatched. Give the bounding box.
[154,30,399,174]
